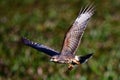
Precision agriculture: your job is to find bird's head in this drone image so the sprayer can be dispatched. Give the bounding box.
[50,55,59,62]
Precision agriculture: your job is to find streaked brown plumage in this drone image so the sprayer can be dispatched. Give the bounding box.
[51,4,94,69]
[22,4,94,71]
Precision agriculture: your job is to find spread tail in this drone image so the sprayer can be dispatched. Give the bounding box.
[78,53,93,64]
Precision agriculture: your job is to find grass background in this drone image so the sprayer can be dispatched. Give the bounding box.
[0,0,120,80]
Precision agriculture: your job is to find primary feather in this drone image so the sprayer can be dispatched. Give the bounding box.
[22,38,59,56]
[61,5,94,55]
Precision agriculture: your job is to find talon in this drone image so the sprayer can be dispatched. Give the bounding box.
[68,64,73,71]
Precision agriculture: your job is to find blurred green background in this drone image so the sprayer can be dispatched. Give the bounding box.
[0,0,120,80]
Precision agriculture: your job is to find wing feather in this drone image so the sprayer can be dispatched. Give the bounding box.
[61,4,94,55]
[22,38,59,56]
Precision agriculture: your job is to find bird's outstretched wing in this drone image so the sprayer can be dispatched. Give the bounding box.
[22,38,59,56]
[61,4,94,55]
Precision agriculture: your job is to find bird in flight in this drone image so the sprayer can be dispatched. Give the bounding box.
[22,4,94,70]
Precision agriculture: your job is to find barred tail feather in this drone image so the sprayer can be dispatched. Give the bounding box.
[78,53,93,64]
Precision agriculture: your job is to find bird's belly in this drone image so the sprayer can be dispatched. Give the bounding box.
[57,59,73,64]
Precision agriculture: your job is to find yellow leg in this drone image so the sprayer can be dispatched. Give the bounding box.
[64,64,73,74]
[68,64,74,71]
[73,59,80,65]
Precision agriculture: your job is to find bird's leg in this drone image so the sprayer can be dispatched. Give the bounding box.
[64,64,73,75]
[68,64,74,71]
[72,59,80,65]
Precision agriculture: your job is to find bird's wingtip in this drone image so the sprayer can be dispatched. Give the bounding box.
[21,37,30,45]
